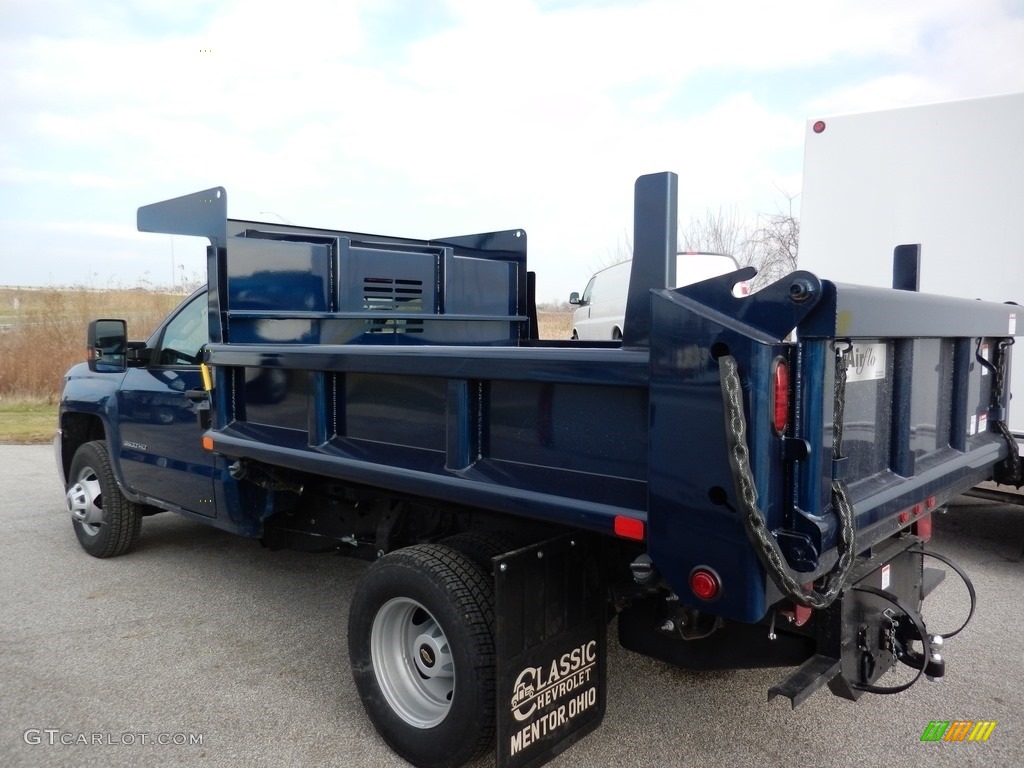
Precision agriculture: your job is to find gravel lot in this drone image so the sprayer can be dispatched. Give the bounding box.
[2,443,1022,767]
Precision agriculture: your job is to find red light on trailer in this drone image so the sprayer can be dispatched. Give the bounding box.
[812,120,826,134]
[913,512,933,541]
[772,359,789,435]
[925,496,937,510]
[912,503,923,517]
[898,510,910,525]
[689,567,721,600]
[614,516,645,541]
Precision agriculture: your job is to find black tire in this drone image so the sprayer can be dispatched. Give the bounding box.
[65,440,142,558]
[348,544,496,768]
[611,327,622,341]
[440,531,514,576]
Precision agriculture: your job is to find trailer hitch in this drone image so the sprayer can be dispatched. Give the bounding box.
[770,545,976,706]
[897,627,945,682]
[848,547,975,695]
[851,585,934,693]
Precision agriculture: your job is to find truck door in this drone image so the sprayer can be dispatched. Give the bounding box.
[117,290,217,517]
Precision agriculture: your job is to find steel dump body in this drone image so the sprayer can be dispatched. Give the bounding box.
[133,177,1017,625]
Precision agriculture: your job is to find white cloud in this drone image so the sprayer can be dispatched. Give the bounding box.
[1,0,1023,302]
[804,0,1024,114]
[0,169,126,189]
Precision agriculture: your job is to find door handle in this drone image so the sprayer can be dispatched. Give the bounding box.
[185,389,210,403]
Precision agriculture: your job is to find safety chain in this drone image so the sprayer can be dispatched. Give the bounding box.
[718,347,857,609]
[977,338,1022,486]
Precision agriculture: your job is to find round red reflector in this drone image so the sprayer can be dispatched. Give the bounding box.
[772,359,789,435]
[690,568,720,600]
[812,120,826,134]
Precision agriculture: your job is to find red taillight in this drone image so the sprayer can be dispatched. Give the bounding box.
[772,359,789,435]
[613,516,645,541]
[689,567,721,600]
[812,120,826,134]
[913,512,933,542]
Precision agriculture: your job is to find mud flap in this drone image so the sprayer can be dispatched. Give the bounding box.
[494,535,607,768]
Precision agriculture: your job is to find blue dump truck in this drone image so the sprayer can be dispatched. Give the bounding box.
[55,173,1020,768]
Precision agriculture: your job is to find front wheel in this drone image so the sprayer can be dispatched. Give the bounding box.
[348,544,496,768]
[66,440,142,558]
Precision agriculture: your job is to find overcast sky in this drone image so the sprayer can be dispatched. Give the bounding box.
[2,0,1023,302]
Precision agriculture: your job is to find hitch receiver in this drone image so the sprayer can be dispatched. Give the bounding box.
[769,538,973,706]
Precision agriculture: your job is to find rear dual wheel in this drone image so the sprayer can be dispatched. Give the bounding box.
[348,544,497,768]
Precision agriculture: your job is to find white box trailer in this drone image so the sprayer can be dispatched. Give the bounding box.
[798,92,1024,432]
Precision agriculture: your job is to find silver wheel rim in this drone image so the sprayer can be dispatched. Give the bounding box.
[370,597,455,728]
[66,466,104,537]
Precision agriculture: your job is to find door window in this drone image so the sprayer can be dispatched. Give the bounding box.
[155,293,209,366]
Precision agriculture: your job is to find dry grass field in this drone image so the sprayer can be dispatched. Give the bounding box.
[0,289,574,402]
[537,309,573,340]
[0,287,186,402]
[0,290,573,443]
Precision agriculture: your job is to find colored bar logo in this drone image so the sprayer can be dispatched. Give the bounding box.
[921,721,997,742]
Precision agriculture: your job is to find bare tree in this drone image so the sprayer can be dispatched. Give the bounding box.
[597,230,632,271]
[677,196,799,290]
[680,206,749,257]
[744,194,799,287]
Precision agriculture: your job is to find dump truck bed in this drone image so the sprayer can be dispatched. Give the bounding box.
[136,178,1019,626]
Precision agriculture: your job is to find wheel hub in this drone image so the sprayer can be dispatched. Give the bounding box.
[413,632,449,678]
[371,597,456,728]
[66,473,104,535]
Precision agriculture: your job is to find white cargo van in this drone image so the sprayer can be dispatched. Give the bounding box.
[569,252,741,340]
